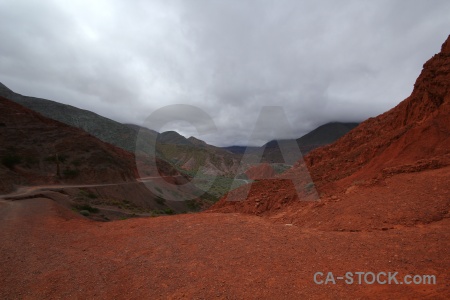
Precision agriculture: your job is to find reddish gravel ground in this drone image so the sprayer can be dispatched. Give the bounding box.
[0,185,449,299]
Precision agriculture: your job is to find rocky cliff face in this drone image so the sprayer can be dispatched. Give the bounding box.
[300,35,450,189]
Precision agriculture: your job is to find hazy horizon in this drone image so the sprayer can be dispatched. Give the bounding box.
[1,80,362,147]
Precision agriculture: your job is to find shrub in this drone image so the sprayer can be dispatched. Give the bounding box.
[185,199,200,210]
[24,157,39,168]
[63,168,80,178]
[79,210,90,216]
[304,182,315,192]
[163,208,175,215]
[45,154,69,163]
[45,155,57,162]
[79,190,97,199]
[75,204,99,213]
[155,196,166,205]
[58,154,69,163]
[2,154,21,169]
[71,159,82,167]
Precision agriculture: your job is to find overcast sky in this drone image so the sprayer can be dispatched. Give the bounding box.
[0,0,449,146]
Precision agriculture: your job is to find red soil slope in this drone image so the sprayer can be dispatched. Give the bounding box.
[302,35,450,190]
[212,35,450,221]
[245,163,276,180]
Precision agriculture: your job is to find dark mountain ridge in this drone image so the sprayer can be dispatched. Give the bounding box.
[221,122,359,163]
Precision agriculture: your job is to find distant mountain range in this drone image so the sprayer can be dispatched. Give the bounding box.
[222,122,359,163]
[0,82,146,153]
[0,83,242,175]
[260,122,359,162]
[0,82,358,173]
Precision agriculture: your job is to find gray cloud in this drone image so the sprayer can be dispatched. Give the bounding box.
[0,0,449,146]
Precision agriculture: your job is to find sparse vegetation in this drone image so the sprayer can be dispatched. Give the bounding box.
[100,214,110,221]
[24,156,39,168]
[2,153,21,169]
[63,168,80,178]
[79,210,90,217]
[44,156,55,163]
[304,182,315,192]
[236,173,249,180]
[58,154,69,163]
[155,196,166,205]
[71,159,82,167]
[272,164,291,174]
[78,189,98,199]
[44,153,74,177]
[185,199,201,211]
[162,208,175,215]
[75,204,99,213]
[45,153,69,163]
[188,173,248,201]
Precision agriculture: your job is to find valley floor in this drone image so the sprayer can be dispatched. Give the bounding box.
[0,194,448,299]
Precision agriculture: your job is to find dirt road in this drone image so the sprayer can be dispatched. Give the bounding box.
[0,175,184,199]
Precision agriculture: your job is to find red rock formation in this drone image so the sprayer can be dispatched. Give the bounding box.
[300,34,450,190]
[211,35,450,218]
[244,163,276,180]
